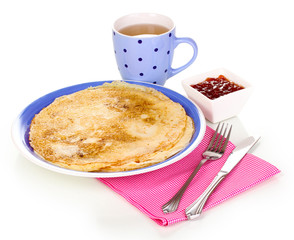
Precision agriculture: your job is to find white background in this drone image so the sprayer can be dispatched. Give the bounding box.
[1,0,293,239]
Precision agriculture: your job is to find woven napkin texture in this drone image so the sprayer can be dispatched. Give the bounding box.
[98,126,280,226]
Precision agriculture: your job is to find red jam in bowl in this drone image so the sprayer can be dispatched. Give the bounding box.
[190,75,245,100]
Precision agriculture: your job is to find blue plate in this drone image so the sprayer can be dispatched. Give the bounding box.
[11,80,206,177]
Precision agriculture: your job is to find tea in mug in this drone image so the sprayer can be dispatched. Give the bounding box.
[119,24,170,36]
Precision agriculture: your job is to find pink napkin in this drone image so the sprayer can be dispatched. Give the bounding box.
[98,126,280,226]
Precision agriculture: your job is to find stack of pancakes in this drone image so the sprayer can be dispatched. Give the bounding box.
[29,81,194,172]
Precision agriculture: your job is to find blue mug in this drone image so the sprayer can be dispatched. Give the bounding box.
[113,13,198,85]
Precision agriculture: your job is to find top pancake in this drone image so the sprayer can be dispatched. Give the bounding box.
[29,81,194,172]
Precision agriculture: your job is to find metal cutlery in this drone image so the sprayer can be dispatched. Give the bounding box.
[185,135,260,220]
[162,122,232,214]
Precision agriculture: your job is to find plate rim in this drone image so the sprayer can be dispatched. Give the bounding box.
[11,80,206,178]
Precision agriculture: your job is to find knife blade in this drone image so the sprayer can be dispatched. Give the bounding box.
[185,135,260,220]
[219,135,261,174]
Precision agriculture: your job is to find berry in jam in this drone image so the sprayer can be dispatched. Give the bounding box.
[190,75,245,100]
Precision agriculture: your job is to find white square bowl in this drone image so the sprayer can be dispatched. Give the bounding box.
[182,68,253,123]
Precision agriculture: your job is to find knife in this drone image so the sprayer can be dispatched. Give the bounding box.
[185,135,260,220]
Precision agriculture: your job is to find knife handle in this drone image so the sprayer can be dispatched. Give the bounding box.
[185,170,227,220]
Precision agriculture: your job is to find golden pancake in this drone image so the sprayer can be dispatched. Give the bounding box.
[29,81,194,172]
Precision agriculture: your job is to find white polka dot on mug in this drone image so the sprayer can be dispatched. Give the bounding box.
[112,13,198,85]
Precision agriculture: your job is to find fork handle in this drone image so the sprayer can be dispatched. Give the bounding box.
[185,170,228,220]
[162,158,208,213]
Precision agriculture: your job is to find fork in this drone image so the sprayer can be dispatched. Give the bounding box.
[162,122,232,214]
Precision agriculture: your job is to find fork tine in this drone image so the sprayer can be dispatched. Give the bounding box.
[211,123,224,151]
[219,124,232,153]
[206,123,221,151]
[215,123,228,152]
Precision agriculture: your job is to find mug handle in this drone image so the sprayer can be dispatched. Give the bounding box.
[169,37,198,78]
